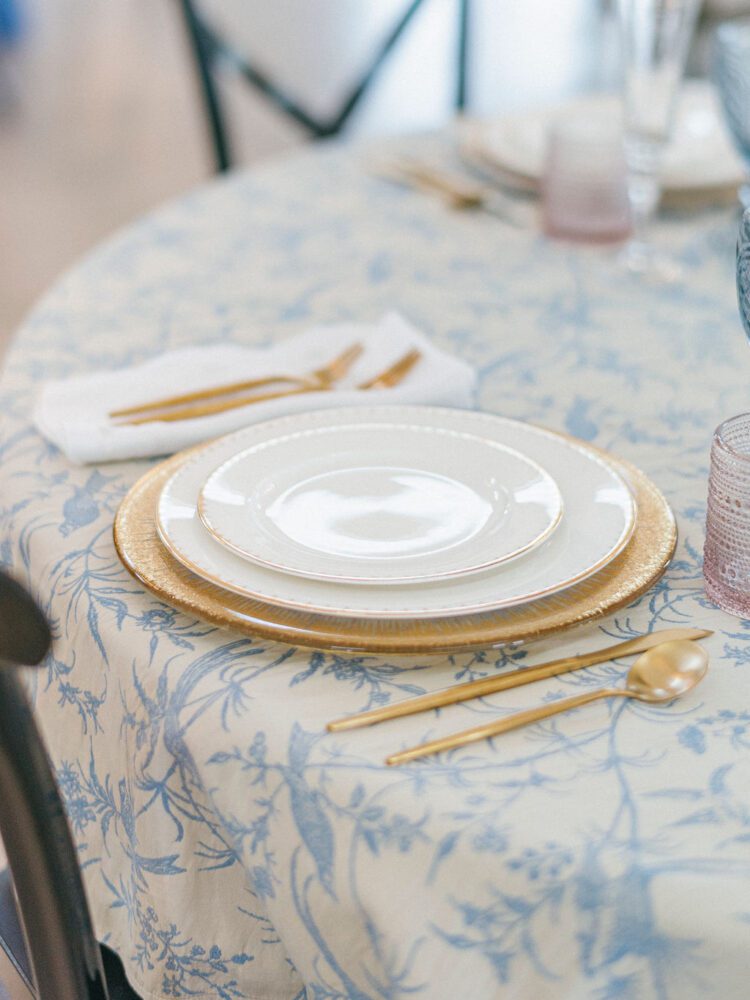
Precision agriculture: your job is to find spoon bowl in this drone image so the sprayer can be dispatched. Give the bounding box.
[625,639,708,703]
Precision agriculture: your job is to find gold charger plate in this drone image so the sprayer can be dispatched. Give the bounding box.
[114,440,676,654]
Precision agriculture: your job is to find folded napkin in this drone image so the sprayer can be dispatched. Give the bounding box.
[33,313,477,464]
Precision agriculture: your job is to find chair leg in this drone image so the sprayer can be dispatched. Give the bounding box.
[177,0,232,172]
[456,0,470,111]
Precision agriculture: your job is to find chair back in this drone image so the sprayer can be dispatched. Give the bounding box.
[0,570,109,999]
[177,0,469,171]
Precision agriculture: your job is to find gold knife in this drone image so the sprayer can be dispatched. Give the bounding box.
[327,627,713,733]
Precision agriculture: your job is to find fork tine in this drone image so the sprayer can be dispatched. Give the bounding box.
[358,349,422,390]
[315,342,364,381]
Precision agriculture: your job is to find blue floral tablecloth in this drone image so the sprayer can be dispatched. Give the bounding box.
[1,140,749,1000]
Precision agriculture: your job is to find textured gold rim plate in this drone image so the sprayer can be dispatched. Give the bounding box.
[113,436,676,654]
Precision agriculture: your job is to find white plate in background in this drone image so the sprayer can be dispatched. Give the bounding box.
[462,80,745,195]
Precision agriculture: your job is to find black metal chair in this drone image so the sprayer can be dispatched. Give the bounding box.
[0,570,141,999]
[178,0,471,172]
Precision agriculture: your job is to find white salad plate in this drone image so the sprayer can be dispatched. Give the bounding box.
[156,406,636,620]
[197,423,563,585]
[461,81,745,195]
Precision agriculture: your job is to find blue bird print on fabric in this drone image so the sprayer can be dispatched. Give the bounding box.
[59,470,121,536]
[286,724,336,900]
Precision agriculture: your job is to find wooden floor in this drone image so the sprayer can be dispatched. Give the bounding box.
[0,0,297,353]
[0,0,612,356]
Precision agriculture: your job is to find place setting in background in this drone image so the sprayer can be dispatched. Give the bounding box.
[459,79,743,214]
[384,1,750,285]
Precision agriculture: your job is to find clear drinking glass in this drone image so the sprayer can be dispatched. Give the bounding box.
[616,0,701,279]
[704,413,750,616]
[714,19,750,208]
[542,117,632,244]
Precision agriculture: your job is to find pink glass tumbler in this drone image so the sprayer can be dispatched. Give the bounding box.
[542,118,632,244]
[704,413,750,616]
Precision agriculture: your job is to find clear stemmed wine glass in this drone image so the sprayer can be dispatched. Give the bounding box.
[616,0,702,280]
[714,19,750,209]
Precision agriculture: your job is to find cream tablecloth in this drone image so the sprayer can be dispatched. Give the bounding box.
[1,139,748,999]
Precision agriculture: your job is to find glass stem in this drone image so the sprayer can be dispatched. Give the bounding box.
[623,135,664,265]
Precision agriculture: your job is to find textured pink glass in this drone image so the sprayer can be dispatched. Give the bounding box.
[704,413,750,616]
[542,118,632,244]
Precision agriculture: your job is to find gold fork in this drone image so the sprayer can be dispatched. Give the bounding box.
[375,158,526,226]
[386,160,485,210]
[109,342,363,419]
[116,348,422,424]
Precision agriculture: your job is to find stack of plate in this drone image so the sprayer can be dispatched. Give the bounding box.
[114,406,677,653]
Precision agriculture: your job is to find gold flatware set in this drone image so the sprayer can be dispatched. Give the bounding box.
[327,627,712,765]
[109,344,422,424]
[374,157,531,227]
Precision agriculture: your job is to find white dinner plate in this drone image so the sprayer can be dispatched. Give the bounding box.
[462,80,745,195]
[197,423,563,584]
[157,406,636,620]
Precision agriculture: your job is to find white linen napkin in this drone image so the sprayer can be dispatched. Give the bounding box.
[33,313,477,464]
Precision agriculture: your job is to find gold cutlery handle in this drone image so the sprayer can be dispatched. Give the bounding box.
[109,342,363,419]
[386,688,627,766]
[381,160,482,208]
[109,373,314,417]
[121,383,319,424]
[327,627,712,733]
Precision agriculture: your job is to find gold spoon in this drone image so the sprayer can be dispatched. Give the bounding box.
[386,639,708,766]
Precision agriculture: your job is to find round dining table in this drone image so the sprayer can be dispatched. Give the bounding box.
[1,135,749,1000]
